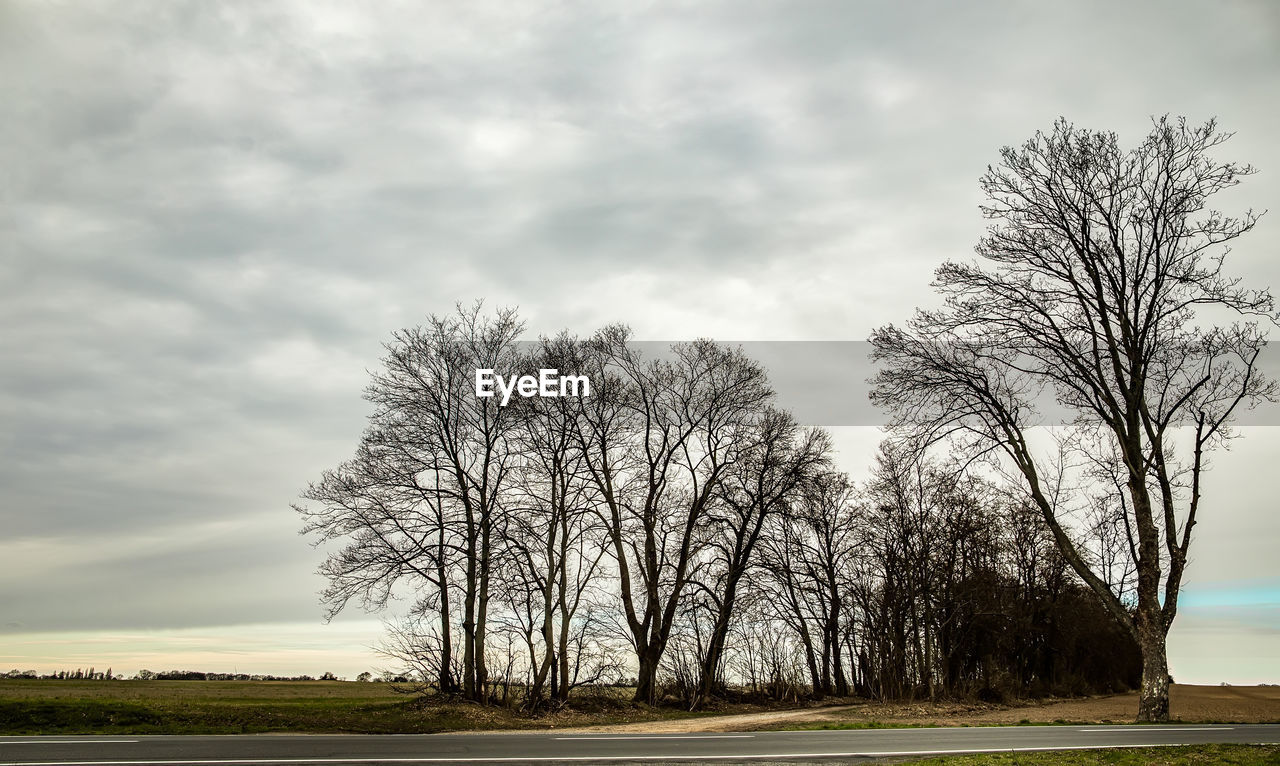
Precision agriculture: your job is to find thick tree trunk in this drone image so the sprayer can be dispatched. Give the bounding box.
[634,645,662,705]
[1136,620,1171,722]
[555,517,572,703]
[527,610,554,710]
[1128,458,1171,723]
[693,635,723,708]
[820,636,832,696]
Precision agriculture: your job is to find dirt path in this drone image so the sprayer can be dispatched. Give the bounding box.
[553,685,1280,733]
[556,704,861,733]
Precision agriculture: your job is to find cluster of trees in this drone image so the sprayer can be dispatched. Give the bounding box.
[298,314,835,709]
[870,116,1273,720]
[355,671,414,682]
[298,306,1141,710]
[673,448,1141,705]
[299,116,1271,722]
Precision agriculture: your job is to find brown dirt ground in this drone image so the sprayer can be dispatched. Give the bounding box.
[555,685,1280,733]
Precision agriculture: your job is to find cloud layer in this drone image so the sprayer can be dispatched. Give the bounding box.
[2,0,1278,680]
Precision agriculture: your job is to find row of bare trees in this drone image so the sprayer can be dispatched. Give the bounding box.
[297,306,832,708]
[661,444,1140,706]
[297,303,1142,711]
[298,117,1271,723]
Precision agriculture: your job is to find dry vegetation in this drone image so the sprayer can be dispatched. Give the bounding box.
[0,679,816,735]
[2,680,1275,736]
[554,685,1280,733]
[750,685,1280,732]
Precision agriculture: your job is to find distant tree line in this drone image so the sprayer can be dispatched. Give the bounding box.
[298,303,1142,711]
[127,670,343,681]
[4,668,114,680]
[3,668,368,682]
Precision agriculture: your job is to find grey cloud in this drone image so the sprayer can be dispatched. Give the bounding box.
[1,0,1278,665]
[0,525,328,632]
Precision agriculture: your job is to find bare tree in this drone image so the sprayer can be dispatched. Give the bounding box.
[690,409,831,709]
[375,611,461,692]
[860,444,947,700]
[576,330,774,705]
[296,413,461,692]
[299,302,524,702]
[756,499,828,696]
[500,333,609,709]
[870,117,1275,720]
[754,469,856,700]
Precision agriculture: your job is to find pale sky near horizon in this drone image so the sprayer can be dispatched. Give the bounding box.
[2,1,1279,683]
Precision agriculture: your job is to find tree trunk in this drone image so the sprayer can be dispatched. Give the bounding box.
[831,626,849,697]
[475,584,490,701]
[634,645,661,705]
[797,619,823,698]
[556,611,571,702]
[1128,459,1171,723]
[827,583,848,696]
[555,515,572,703]
[1136,619,1171,722]
[693,570,747,709]
[527,609,554,710]
[462,594,476,698]
[694,632,724,708]
[462,504,479,700]
[438,577,456,693]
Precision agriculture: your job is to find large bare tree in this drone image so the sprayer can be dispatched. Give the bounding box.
[575,330,774,705]
[870,117,1275,720]
[299,302,523,702]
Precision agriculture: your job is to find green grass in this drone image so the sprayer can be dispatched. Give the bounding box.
[899,744,1280,765]
[0,679,782,735]
[0,681,475,734]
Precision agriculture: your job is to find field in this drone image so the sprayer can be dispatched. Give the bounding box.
[0,679,796,735]
[737,684,1280,733]
[1,681,1277,736]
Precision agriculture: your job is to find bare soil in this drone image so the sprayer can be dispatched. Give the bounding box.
[556,685,1280,733]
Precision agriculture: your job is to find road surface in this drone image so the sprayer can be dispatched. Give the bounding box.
[1,724,1277,765]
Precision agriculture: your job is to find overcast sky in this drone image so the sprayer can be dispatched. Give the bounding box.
[2,0,1278,682]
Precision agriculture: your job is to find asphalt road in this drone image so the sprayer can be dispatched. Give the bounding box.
[1,725,1277,765]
